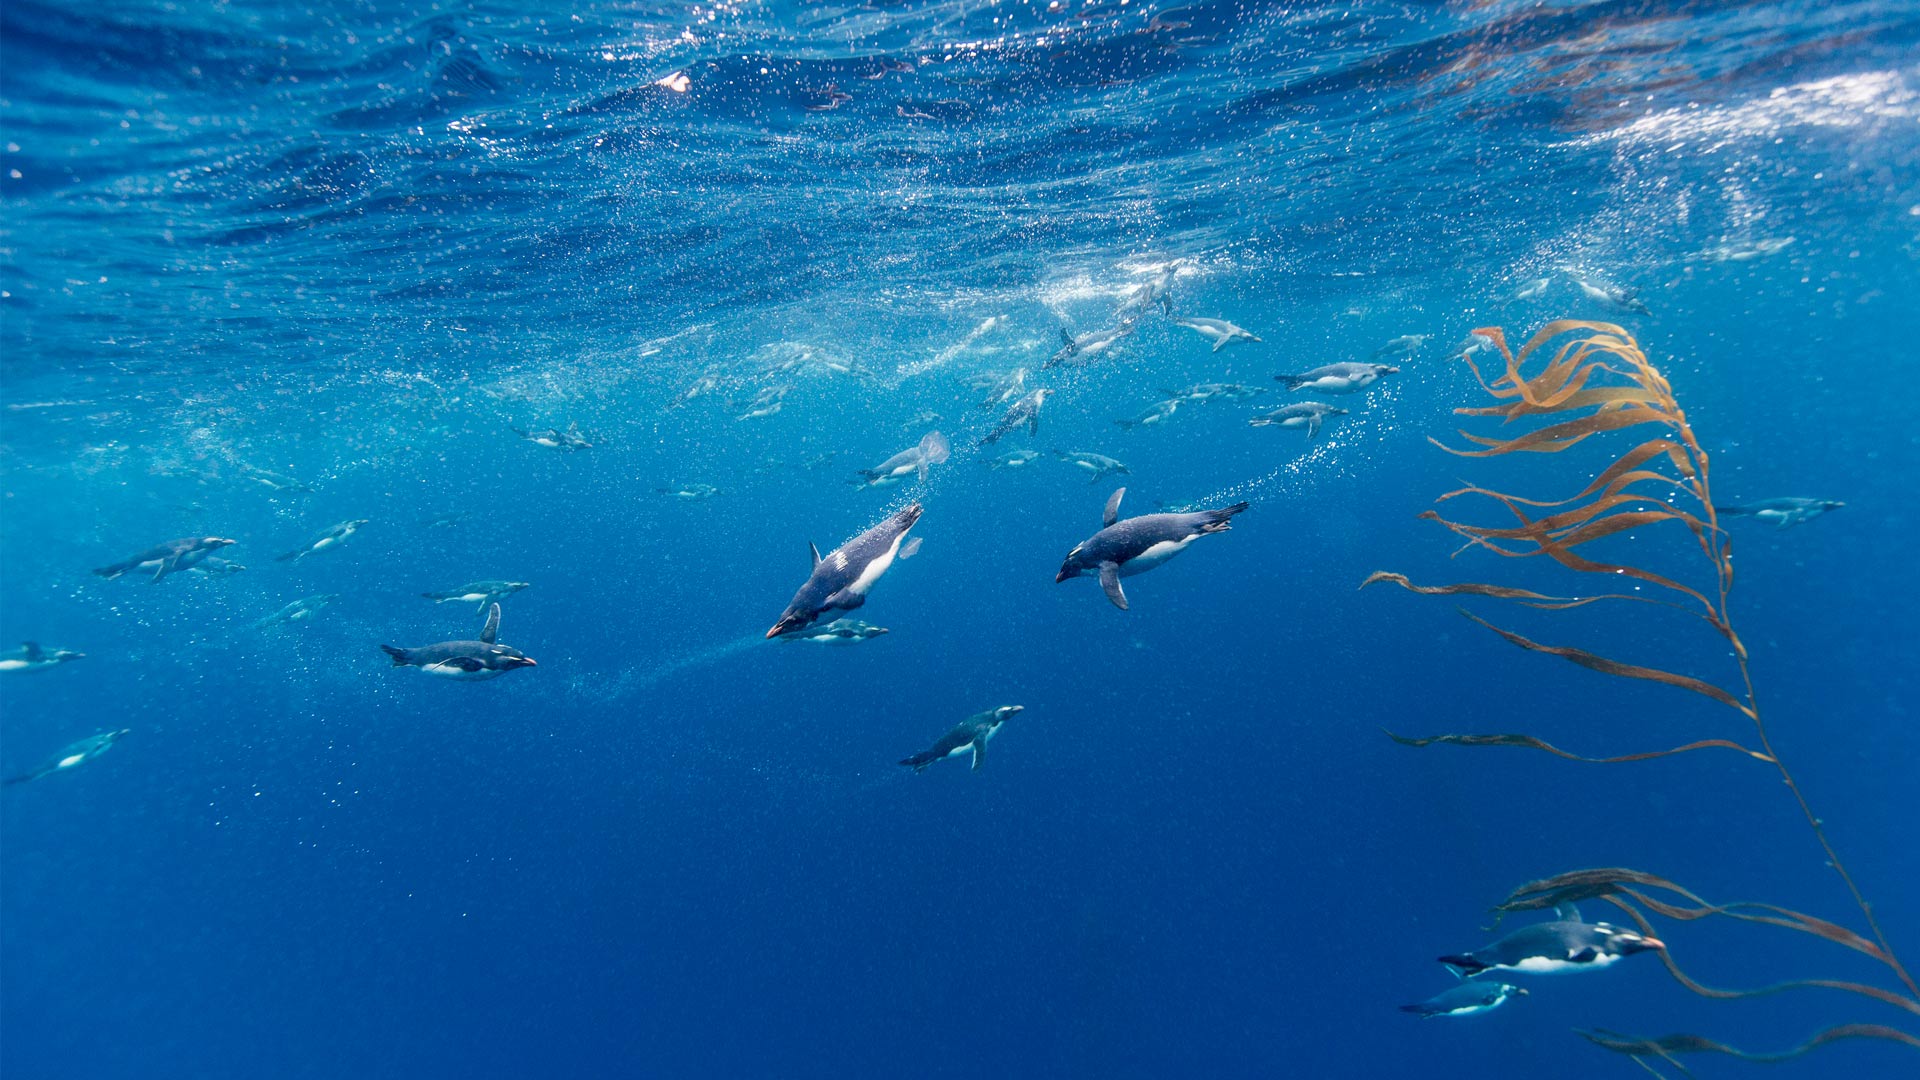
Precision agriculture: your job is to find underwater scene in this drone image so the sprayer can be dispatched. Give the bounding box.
[2,0,1918,1076]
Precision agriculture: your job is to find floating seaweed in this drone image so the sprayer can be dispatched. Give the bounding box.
[1365,320,1917,1071]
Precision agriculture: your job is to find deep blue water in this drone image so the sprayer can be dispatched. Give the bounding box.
[4,1,1919,1076]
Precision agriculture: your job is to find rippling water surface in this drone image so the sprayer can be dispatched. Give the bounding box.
[3,2,1918,1078]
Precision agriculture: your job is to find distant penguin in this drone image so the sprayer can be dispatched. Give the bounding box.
[657,483,720,500]
[766,503,924,638]
[773,618,890,645]
[421,580,531,616]
[1439,904,1665,977]
[513,424,594,449]
[1572,276,1652,315]
[1507,276,1551,302]
[1248,402,1347,438]
[972,367,1028,410]
[0,642,85,674]
[1274,362,1398,395]
[186,555,248,576]
[1714,497,1844,530]
[1400,982,1527,1019]
[980,388,1054,446]
[1167,382,1264,404]
[1372,334,1428,358]
[900,706,1025,772]
[854,432,951,489]
[1115,399,1181,431]
[1056,487,1247,610]
[988,449,1042,469]
[276,519,368,562]
[1053,450,1130,483]
[253,595,339,630]
[93,537,237,583]
[4,729,129,786]
[381,603,538,680]
[1173,317,1260,352]
[1044,326,1132,369]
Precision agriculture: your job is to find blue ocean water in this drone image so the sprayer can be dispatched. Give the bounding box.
[3,1,1918,1076]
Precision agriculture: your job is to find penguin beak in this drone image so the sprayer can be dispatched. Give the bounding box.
[1513,987,1530,996]
[1640,936,1666,951]
[514,657,538,667]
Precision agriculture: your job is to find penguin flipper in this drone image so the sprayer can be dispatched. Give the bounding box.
[480,603,501,645]
[1555,902,1582,922]
[970,738,988,772]
[1104,488,1125,526]
[22,642,43,662]
[809,542,823,569]
[1098,562,1128,610]
[1438,956,1485,978]
[1307,415,1322,439]
[899,537,923,560]
[150,556,177,583]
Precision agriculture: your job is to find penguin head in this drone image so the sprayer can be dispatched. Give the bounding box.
[766,610,813,639]
[206,537,238,548]
[1055,546,1087,582]
[493,648,537,670]
[1373,365,1400,376]
[1820,501,1846,512]
[1597,924,1665,956]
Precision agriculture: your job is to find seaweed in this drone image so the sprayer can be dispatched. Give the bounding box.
[1366,320,1917,1070]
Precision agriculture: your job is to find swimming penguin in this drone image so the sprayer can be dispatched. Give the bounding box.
[735,385,790,421]
[381,603,537,680]
[276,519,368,563]
[1249,401,1348,438]
[670,369,723,408]
[971,367,1028,410]
[1372,334,1429,357]
[93,537,237,583]
[766,503,924,638]
[1115,267,1176,326]
[1453,331,1496,359]
[513,424,594,449]
[253,594,339,630]
[773,618,890,645]
[1054,450,1130,483]
[1115,399,1181,431]
[1438,903,1665,977]
[854,432,951,489]
[186,555,248,576]
[0,642,85,674]
[421,580,531,616]
[899,705,1024,772]
[1167,382,1264,404]
[1274,362,1398,395]
[1701,237,1794,262]
[4,729,129,786]
[1056,488,1247,610]
[658,482,720,500]
[1400,983,1527,1019]
[239,465,315,493]
[1173,317,1261,352]
[980,388,1054,446]
[1714,497,1844,530]
[1044,325,1133,369]
[988,449,1042,469]
[1507,276,1552,302]
[1572,276,1653,315]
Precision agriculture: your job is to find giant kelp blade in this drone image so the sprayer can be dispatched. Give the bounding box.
[1579,1025,1920,1062]
[1383,730,1770,764]
[1459,610,1753,716]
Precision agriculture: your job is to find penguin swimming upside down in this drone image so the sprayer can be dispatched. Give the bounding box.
[1056,488,1247,610]
[1438,903,1664,978]
[381,603,537,680]
[93,536,237,583]
[766,503,924,638]
[900,706,1024,772]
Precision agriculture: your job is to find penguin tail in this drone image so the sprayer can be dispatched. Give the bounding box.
[1712,504,1751,516]
[92,565,125,579]
[1397,1004,1431,1016]
[1114,420,1136,431]
[380,645,411,666]
[898,755,932,773]
[274,550,302,563]
[1438,955,1487,977]
[1274,375,1308,389]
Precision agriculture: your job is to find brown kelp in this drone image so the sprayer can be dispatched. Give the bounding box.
[1365,320,1916,1068]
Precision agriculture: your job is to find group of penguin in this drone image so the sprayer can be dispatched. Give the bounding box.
[1402,902,1667,1019]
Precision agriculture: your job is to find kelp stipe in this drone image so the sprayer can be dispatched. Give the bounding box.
[1366,321,1918,1069]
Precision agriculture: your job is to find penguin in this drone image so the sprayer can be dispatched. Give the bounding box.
[899,706,1024,772]
[980,388,1054,446]
[1053,450,1130,483]
[420,512,469,529]
[658,483,720,500]
[1572,276,1653,315]
[513,424,594,449]
[854,432,951,490]
[766,503,923,638]
[1400,982,1527,1019]
[253,595,339,630]
[186,555,248,576]
[1372,334,1429,358]
[670,370,722,408]
[1274,363,1398,395]
[1714,497,1844,530]
[735,385,790,421]
[276,519,368,563]
[1115,267,1175,326]
[988,449,1041,469]
[1700,237,1794,262]
[1248,402,1348,438]
[1438,903,1665,977]
[1173,317,1261,352]
[971,367,1028,410]
[1507,276,1552,303]
[1056,488,1247,610]
[93,537,237,583]
[4,729,129,786]
[1044,325,1132,369]
[1453,331,1496,359]
[772,618,890,645]
[381,603,538,680]
[1166,382,1264,404]
[239,465,315,493]
[1115,399,1181,431]
[0,642,85,673]
[421,580,531,617]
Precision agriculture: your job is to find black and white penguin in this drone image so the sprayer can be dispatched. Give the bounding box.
[765,504,923,638]
[899,706,1024,772]
[1400,982,1527,1019]
[276,519,369,562]
[380,603,537,681]
[980,388,1054,446]
[853,432,950,490]
[1055,487,1247,610]
[0,642,85,674]
[93,537,237,583]
[421,580,532,616]
[1273,362,1398,395]
[1438,904,1665,977]
[772,618,890,645]
[1714,497,1844,530]
[4,729,129,786]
